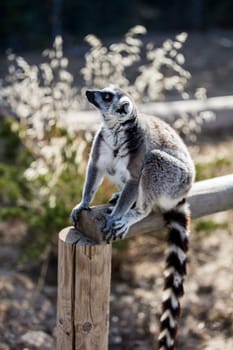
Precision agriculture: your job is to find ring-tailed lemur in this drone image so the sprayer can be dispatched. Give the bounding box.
[71,85,195,350]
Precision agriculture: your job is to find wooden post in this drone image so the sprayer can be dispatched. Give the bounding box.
[56,174,233,349]
[57,227,112,350]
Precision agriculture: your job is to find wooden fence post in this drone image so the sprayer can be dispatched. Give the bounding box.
[57,227,112,350]
[56,174,233,349]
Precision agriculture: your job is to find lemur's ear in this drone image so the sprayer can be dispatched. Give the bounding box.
[116,101,130,115]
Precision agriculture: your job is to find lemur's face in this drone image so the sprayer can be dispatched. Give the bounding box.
[86,86,134,125]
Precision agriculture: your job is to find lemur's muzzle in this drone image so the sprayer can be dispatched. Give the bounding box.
[86,90,95,103]
[86,90,100,108]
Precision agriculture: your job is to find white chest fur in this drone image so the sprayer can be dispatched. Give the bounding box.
[97,140,130,189]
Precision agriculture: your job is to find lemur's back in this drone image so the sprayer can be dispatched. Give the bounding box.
[142,114,194,168]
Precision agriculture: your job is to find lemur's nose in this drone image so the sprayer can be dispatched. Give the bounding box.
[86,90,96,104]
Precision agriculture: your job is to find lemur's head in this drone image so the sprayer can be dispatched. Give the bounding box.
[86,85,136,126]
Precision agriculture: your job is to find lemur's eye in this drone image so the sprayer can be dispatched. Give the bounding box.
[102,92,113,102]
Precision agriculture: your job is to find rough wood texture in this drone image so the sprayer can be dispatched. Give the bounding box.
[57,227,112,350]
[76,174,233,242]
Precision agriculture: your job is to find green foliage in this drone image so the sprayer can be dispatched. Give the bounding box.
[0,118,85,261]
[195,157,232,181]
[113,238,131,252]
[195,219,228,235]
[0,119,32,208]
[23,138,85,259]
[0,38,89,261]
[0,118,21,161]
[0,164,29,204]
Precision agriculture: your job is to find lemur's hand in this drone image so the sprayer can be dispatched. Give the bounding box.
[102,215,116,242]
[71,202,90,226]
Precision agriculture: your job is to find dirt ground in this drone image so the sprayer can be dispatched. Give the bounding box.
[109,212,233,350]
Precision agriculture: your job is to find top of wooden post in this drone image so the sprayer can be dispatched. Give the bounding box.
[59,226,100,245]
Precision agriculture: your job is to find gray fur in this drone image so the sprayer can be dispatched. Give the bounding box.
[71,85,195,350]
[71,85,195,237]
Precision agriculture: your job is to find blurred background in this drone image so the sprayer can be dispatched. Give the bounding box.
[0,0,233,50]
[0,1,233,350]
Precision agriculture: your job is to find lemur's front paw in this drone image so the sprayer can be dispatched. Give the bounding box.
[71,203,90,226]
[102,215,129,243]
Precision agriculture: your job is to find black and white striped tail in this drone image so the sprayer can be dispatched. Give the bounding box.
[159,198,190,350]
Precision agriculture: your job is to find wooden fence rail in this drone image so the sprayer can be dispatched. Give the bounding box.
[57,174,233,350]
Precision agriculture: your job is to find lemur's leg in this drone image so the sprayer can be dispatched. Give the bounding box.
[71,160,104,225]
[103,178,139,237]
[104,150,192,241]
[108,192,121,205]
[107,191,136,214]
[106,192,121,215]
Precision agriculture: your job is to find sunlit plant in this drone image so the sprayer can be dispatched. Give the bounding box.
[0,27,215,259]
[81,25,146,95]
[1,36,79,140]
[81,28,215,140]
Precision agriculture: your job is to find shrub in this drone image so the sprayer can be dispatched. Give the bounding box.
[0,27,215,261]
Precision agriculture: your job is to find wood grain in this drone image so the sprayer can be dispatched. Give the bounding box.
[57,227,112,350]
